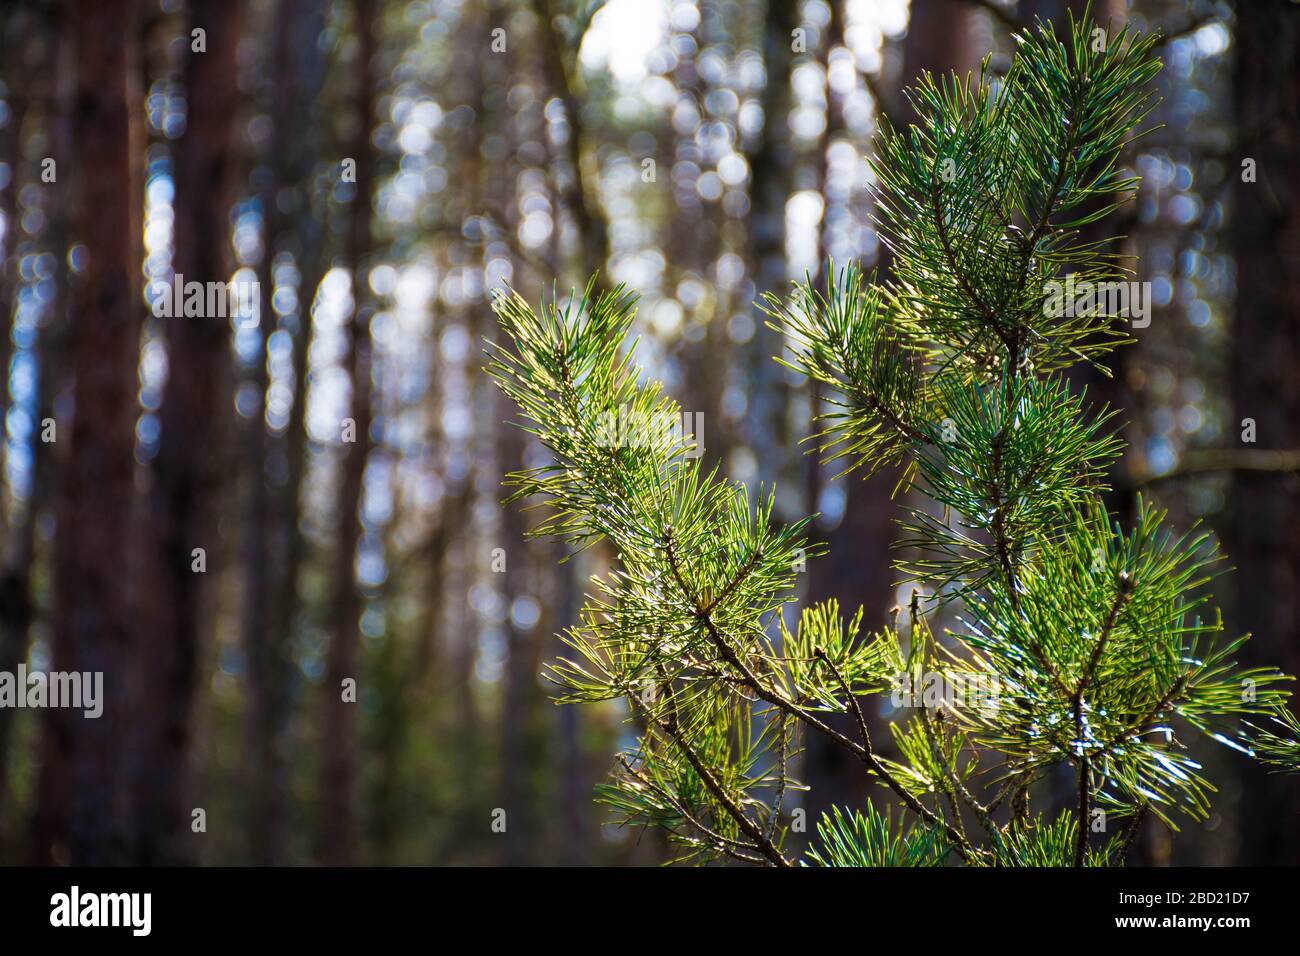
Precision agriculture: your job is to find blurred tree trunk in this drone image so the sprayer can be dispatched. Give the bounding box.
[368,475,409,863]
[131,0,243,867]
[0,7,69,828]
[533,0,609,282]
[32,0,142,866]
[0,4,39,810]
[322,0,377,866]
[238,0,291,862]
[745,0,798,490]
[0,8,33,512]
[496,175,546,859]
[669,13,726,468]
[241,0,294,862]
[895,0,978,127]
[809,0,847,518]
[436,6,487,864]
[528,0,611,864]
[495,401,540,865]
[247,0,328,867]
[491,3,537,866]
[1227,0,1300,866]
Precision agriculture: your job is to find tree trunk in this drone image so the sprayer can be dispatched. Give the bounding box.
[1227,0,1300,866]
[246,0,328,867]
[533,0,609,281]
[0,6,69,832]
[130,0,243,867]
[321,0,377,866]
[33,0,142,866]
[745,0,799,492]
[0,7,34,520]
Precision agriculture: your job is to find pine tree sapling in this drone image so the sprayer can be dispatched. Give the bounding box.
[486,12,1300,867]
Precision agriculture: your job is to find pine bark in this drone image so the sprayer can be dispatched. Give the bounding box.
[321,0,377,866]
[131,0,243,866]
[1227,0,1300,867]
[246,0,328,867]
[34,0,143,866]
[0,7,70,830]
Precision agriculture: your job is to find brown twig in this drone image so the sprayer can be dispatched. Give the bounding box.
[812,646,984,863]
[1072,574,1133,867]
[617,755,769,865]
[1133,448,1300,487]
[627,693,792,867]
[661,528,983,862]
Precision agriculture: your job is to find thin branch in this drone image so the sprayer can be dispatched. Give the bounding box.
[1072,757,1091,867]
[930,169,1014,355]
[1008,72,1087,355]
[1096,674,1191,770]
[661,529,982,861]
[919,704,971,846]
[1157,14,1221,49]
[617,755,768,865]
[814,648,873,751]
[1072,574,1133,866]
[1078,572,1133,700]
[1133,448,1300,487]
[909,593,999,842]
[765,713,791,844]
[1117,803,1149,864]
[860,390,929,447]
[701,546,762,616]
[811,646,983,863]
[628,693,793,868]
[987,428,1021,610]
[961,0,1022,35]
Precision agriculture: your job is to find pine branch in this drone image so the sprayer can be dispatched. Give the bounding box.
[488,10,1295,868]
[629,693,793,868]
[665,527,980,861]
[814,645,984,862]
[1072,571,1133,866]
[615,755,769,865]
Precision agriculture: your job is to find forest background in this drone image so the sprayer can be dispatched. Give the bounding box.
[0,0,1296,865]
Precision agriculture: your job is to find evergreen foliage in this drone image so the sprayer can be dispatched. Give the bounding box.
[486,10,1300,866]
